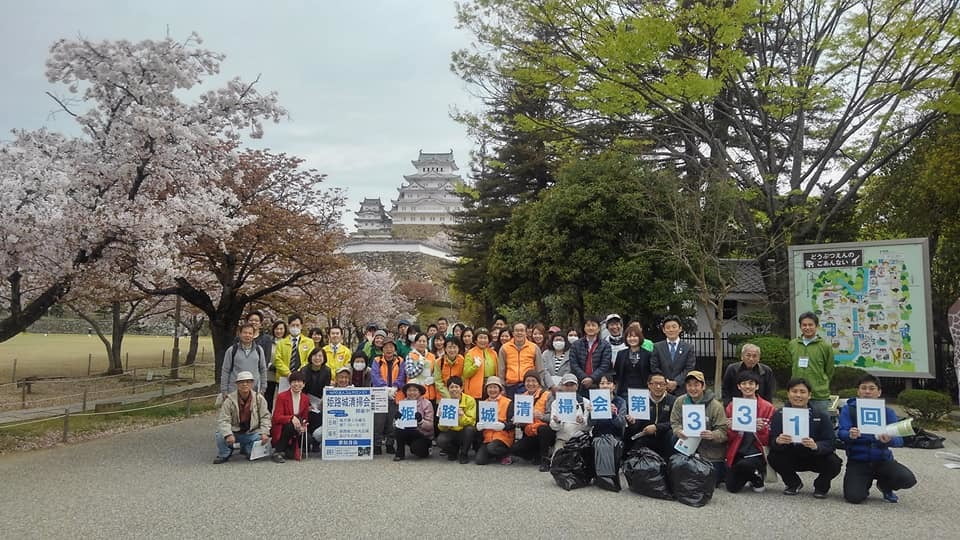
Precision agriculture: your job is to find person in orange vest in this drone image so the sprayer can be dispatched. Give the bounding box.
[475,376,515,465]
[372,340,406,455]
[404,333,437,402]
[509,370,553,470]
[435,338,465,398]
[497,322,546,399]
[464,328,498,401]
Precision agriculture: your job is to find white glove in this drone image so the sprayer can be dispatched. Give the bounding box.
[394,419,404,429]
[490,421,505,432]
[473,357,482,368]
[386,387,397,399]
[424,376,435,386]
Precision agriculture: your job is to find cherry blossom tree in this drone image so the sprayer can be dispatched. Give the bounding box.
[0,33,286,342]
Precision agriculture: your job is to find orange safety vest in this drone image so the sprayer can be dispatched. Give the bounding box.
[523,389,551,437]
[375,355,405,402]
[502,340,539,385]
[439,354,465,384]
[464,346,497,400]
[482,394,515,446]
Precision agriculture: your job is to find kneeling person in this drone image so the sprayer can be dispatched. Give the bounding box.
[436,376,477,464]
[214,371,271,464]
[475,376,515,465]
[724,371,775,492]
[393,382,434,461]
[838,374,917,503]
[510,370,552,469]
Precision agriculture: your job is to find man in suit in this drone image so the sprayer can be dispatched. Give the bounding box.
[650,315,696,395]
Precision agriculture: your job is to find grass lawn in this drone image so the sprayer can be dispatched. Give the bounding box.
[0,334,214,380]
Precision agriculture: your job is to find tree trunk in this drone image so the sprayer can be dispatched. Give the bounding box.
[209,307,243,383]
[185,328,200,365]
[170,296,182,379]
[713,320,725,397]
[108,302,124,374]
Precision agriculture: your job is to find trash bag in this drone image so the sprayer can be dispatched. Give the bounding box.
[668,453,716,507]
[904,428,945,449]
[622,448,672,500]
[550,432,594,491]
[593,434,622,492]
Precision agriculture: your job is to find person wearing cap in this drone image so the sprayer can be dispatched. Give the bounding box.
[322,326,352,377]
[670,370,730,481]
[360,329,387,363]
[393,382,434,461]
[510,370,552,469]
[214,371,272,464]
[497,322,547,399]
[603,314,628,367]
[547,373,590,461]
[332,365,353,388]
[371,339,406,455]
[463,328,498,401]
[405,333,438,402]
[435,338,465,398]
[475,376,516,465]
[623,372,676,460]
[395,320,412,357]
[724,370,776,493]
[569,316,612,397]
[436,376,477,464]
[270,370,310,463]
[651,315,696,395]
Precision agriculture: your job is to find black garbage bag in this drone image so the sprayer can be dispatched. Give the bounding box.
[550,432,594,491]
[668,453,716,507]
[622,448,672,500]
[904,428,945,449]
[593,434,622,492]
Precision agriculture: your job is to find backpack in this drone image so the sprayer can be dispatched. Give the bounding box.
[226,343,265,384]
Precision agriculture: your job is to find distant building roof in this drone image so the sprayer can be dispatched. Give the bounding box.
[722,259,767,294]
[412,149,459,171]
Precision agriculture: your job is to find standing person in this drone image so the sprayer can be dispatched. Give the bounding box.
[371,340,405,455]
[263,320,288,410]
[789,312,835,412]
[650,315,696,395]
[623,372,676,459]
[361,330,387,362]
[349,351,372,387]
[451,323,465,341]
[722,343,776,405]
[405,333,437,403]
[530,323,547,352]
[426,324,439,350]
[308,327,326,351]
[437,317,451,338]
[393,382,434,461]
[245,311,274,358]
[220,323,268,398]
[614,324,652,399]
[431,332,448,360]
[270,371,310,463]
[213,371,271,464]
[460,327,475,352]
[492,315,507,331]
[302,347,331,452]
[670,370,730,481]
[768,378,843,497]
[435,338,465,398]
[355,322,379,356]
[568,316,612,398]
[475,377,515,465]
[603,314,628,366]
[838,375,917,504]
[497,322,547,399]
[497,328,512,349]
[435,376,477,464]
[323,326,352,375]
[272,314,315,400]
[542,333,571,391]
[566,328,580,346]
[395,320,412,358]
[724,371,776,493]
[463,328,498,402]
[510,370,552,468]
[489,327,502,353]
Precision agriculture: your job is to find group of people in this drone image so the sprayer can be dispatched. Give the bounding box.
[214,310,918,504]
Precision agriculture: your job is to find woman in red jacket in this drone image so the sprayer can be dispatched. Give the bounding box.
[271,370,311,463]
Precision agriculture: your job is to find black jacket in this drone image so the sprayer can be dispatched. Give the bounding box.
[302,364,331,399]
[615,347,653,398]
[769,405,836,456]
[568,337,612,381]
[721,361,776,405]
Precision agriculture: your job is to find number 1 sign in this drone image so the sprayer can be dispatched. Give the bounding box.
[782,407,809,442]
[731,398,757,433]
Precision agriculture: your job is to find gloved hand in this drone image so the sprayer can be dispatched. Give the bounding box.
[424,376,435,386]
[415,412,423,422]
[386,387,397,399]
[489,421,506,432]
[475,422,489,431]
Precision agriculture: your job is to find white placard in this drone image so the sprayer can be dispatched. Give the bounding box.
[732,398,758,433]
[322,388,374,460]
[855,398,888,435]
[249,440,272,460]
[396,400,418,429]
[589,389,612,420]
[682,404,707,438]
[782,407,810,443]
[438,398,460,428]
[674,437,700,456]
[554,392,578,423]
[478,401,499,426]
[370,386,389,414]
[627,389,651,420]
[513,394,535,424]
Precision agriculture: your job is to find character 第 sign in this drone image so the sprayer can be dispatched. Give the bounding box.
[802,249,862,269]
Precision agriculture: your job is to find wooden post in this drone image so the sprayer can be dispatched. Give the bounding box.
[125,352,130,371]
[21,384,27,409]
[185,397,191,416]
[11,358,17,383]
[160,377,166,397]
[62,409,70,443]
[82,389,88,412]
[132,368,137,394]
[200,347,206,363]
[162,349,166,367]
[193,362,197,381]
[87,354,93,376]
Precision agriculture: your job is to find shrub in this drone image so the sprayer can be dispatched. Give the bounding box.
[836,388,858,399]
[742,336,792,387]
[830,366,870,392]
[897,389,954,425]
[774,389,788,404]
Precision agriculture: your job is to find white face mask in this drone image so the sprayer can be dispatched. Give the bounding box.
[408,334,417,342]
[353,362,366,371]
[553,340,565,351]
[289,327,301,337]
[567,336,579,344]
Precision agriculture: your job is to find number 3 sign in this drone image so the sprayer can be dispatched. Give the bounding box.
[731,398,757,433]
[682,404,706,437]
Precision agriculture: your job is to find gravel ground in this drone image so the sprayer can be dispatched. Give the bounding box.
[1,416,959,540]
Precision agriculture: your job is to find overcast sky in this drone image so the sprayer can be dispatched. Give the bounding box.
[0,0,478,230]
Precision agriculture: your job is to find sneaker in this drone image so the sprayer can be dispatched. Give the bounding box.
[751,482,766,493]
[458,454,470,464]
[882,490,899,503]
[539,461,551,473]
[500,456,513,465]
[271,453,286,464]
[385,442,395,454]
[447,452,458,461]
[812,490,828,499]
[213,455,230,464]
[393,454,405,462]
[783,482,803,496]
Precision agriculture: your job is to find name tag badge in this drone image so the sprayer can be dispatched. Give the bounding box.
[798,356,809,368]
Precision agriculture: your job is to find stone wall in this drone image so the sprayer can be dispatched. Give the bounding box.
[390,224,450,240]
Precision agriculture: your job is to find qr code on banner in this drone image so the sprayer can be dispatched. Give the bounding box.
[357,447,371,457]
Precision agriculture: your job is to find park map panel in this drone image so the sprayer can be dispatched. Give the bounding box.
[791,240,932,377]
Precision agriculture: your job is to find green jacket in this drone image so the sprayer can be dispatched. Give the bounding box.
[789,336,835,400]
[670,390,729,462]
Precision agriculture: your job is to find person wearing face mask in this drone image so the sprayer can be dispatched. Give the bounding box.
[566,328,580,345]
[349,351,372,387]
[542,333,571,391]
[463,328,498,401]
[270,370,310,462]
[272,314,315,406]
[614,324,653,399]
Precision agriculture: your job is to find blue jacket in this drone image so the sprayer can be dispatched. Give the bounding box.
[837,398,902,463]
